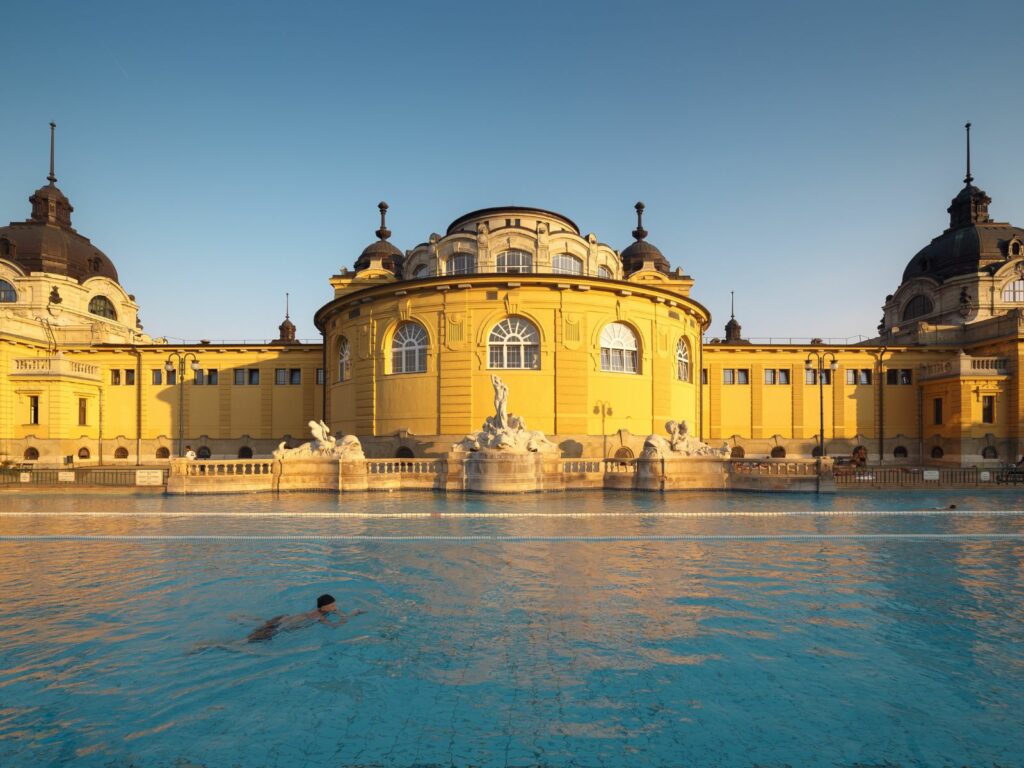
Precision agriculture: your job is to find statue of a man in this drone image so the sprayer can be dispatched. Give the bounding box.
[491,374,509,430]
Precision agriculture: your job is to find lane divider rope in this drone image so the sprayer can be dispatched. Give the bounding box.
[2,533,1023,542]
[2,510,1024,519]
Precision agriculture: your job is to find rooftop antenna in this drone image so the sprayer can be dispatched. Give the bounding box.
[964,122,973,186]
[47,121,57,184]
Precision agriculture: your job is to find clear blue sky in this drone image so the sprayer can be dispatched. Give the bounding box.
[3,0,1023,343]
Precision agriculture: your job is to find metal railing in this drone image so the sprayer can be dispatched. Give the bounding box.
[0,467,168,486]
[834,466,1004,487]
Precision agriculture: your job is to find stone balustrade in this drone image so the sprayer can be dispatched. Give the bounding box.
[11,356,101,381]
[172,459,275,477]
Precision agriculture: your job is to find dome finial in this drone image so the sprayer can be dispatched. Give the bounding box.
[964,122,973,186]
[730,290,735,320]
[376,201,392,241]
[632,201,647,241]
[48,121,57,185]
[285,291,290,321]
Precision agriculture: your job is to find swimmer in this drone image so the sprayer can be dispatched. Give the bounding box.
[246,593,365,643]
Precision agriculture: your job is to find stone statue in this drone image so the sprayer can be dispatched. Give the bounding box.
[273,420,365,460]
[492,374,509,430]
[642,419,728,459]
[453,376,558,454]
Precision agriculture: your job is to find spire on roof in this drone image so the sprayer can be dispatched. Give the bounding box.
[48,121,57,185]
[376,201,392,241]
[631,201,647,241]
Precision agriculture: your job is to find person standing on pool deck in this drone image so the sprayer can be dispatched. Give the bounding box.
[184,445,197,460]
[246,594,365,643]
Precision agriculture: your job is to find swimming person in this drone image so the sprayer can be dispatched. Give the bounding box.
[246,594,365,643]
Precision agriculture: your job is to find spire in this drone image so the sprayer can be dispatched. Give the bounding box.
[375,201,392,241]
[964,122,972,186]
[48,121,57,185]
[724,290,746,344]
[285,291,290,321]
[276,291,296,343]
[730,290,735,320]
[631,201,648,241]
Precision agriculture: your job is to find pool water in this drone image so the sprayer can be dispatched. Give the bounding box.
[2,491,1023,767]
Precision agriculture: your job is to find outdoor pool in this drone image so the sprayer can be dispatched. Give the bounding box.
[1,490,1023,767]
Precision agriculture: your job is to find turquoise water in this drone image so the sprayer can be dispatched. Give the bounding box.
[1,490,1023,767]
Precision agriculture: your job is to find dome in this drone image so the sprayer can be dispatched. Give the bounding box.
[353,202,403,274]
[620,202,670,275]
[0,124,120,285]
[900,182,1024,284]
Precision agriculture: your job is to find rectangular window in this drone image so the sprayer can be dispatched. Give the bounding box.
[821,369,832,385]
[846,369,857,385]
[289,368,301,385]
[933,397,943,425]
[79,397,87,426]
[125,369,135,386]
[859,369,872,385]
[248,369,260,386]
[275,368,287,385]
[234,369,245,386]
[900,369,912,385]
[778,369,790,385]
[29,395,39,425]
[111,369,121,385]
[723,368,735,385]
[737,369,749,385]
[152,369,163,386]
[982,395,995,424]
[194,369,205,385]
[765,369,776,385]
[701,368,708,385]
[167,370,177,386]
[207,369,218,385]
[805,369,816,385]
[886,369,898,386]
[316,368,325,385]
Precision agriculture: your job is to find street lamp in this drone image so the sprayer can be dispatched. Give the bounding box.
[594,400,613,458]
[805,351,838,458]
[165,351,200,458]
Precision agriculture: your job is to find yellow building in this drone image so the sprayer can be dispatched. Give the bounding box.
[1,128,1021,467]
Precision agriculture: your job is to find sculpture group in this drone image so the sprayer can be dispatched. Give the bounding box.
[273,420,365,460]
[641,420,729,459]
[453,374,559,454]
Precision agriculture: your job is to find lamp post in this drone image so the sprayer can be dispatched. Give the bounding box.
[594,400,613,458]
[805,351,838,458]
[165,351,200,457]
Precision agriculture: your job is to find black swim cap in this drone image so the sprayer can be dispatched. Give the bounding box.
[317,593,336,609]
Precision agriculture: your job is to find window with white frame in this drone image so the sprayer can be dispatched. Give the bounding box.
[0,279,16,303]
[676,337,690,381]
[447,254,476,275]
[600,322,639,373]
[1002,279,1024,302]
[552,254,583,275]
[597,265,613,279]
[488,317,540,369]
[391,322,428,374]
[338,336,351,381]
[496,250,533,274]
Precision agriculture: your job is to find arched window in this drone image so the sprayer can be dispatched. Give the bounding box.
[114,447,129,459]
[77,447,90,460]
[395,446,414,458]
[488,317,540,369]
[893,446,908,459]
[600,322,639,373]
[1002,280,1024,302]
[24,447,39,461]
[338,336,351,382]
[730,446,745,458]
[391,322,428,374]
[412,264,428,278]
[613,447,634,460]
[552,254,583,275]
[496,250,533,274]
[901,295,933,321]
[597,265,613,279]
[89,295,117,320]
[0,279,16,303]
[676,337,691,381]
[155,447,170,459]
[930,446,944,460]
[770,446,787,458]
[238,446,254,459]
[982,446,998,459]
[197,446,212,459]
[446,254,476,275]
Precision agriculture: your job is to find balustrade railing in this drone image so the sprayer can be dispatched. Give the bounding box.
[730,459,818,476]
[176,459,275,477]
[11,357,100,378]
[563,460,603,474]
[366,459,442,475]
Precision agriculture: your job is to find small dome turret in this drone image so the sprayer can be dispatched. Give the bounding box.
[353,201,403,274]
[620,202,670,275]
